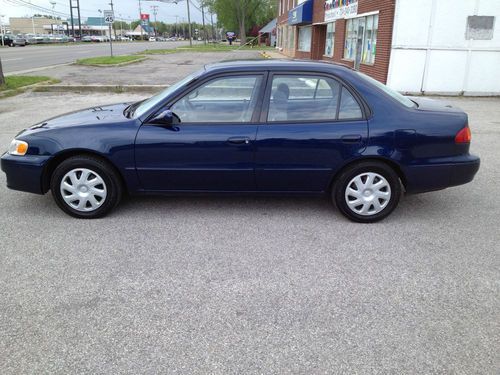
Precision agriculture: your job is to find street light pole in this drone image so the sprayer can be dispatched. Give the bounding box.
[119,14,123,38]
[49,1,56,34]
[150,5,158,38]
[98,9,103,37]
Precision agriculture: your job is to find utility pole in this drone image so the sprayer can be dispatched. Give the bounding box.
[150,5,159,38]
[0,57,5,86]
[139,0,143,40]
[109,0,117,41]
[186,0,192,46]
[201,1,206,44]
[210,11,215,42]
[69,0,81,38]
[0,15,5,47]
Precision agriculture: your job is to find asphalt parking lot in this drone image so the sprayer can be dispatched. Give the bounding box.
[0,92,499,374]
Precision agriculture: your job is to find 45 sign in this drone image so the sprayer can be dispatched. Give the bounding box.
[103,10,114,24]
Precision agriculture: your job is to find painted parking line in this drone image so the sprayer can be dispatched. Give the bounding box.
[2,58,23,62]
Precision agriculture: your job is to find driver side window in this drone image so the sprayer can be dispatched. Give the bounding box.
[170,75,263,123]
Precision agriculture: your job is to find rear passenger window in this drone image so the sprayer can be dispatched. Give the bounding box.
[267,75,340,122]
[339,87,363,119]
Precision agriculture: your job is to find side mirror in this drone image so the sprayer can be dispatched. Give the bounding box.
[150,110,174,125]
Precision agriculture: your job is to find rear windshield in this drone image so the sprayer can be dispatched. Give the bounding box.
[355,72,416,108]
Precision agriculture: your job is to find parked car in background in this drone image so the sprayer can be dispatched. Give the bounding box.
[81,35,92,42]
[1,60,480,221]
[1,34,26,47]
[90,35,108,42]
[25,34,48,44]
[149,36,157,42]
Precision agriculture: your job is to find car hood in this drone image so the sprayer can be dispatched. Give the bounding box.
[409,97,464,113]
[29,103,130,130]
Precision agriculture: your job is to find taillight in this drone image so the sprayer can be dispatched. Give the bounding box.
[455,126,471,144]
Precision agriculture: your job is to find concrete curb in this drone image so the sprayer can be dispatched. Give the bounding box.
[32,84,169,94]
[0,80,58,99]
[74,56,148,68]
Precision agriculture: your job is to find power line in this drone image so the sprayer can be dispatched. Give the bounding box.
[5,0,70,17]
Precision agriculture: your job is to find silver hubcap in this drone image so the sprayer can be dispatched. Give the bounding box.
[345,172,391,216]
[60,168,107,212]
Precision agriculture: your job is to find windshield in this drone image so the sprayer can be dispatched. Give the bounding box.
[355,71,416,108]
[133,70,203,118]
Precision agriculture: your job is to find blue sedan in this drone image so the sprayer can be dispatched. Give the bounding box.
[1,60,480,222]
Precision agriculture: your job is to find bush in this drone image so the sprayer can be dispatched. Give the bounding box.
[245,37,259,46]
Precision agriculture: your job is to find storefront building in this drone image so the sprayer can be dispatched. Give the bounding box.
[277,0,499,95]
[277,0,395,84]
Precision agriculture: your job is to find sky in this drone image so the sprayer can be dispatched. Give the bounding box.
[0,0,210,24]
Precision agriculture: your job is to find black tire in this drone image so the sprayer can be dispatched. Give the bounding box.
[333,161,402,223]
[50,155,122,219]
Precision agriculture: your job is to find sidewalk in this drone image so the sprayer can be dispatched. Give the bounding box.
[261,49,288,59]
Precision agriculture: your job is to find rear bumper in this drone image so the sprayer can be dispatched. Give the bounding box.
[1,153,50,194]
[403,154,480,193]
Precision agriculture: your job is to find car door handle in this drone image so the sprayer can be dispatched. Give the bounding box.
[227,137,250,145]
[341,135,362,144]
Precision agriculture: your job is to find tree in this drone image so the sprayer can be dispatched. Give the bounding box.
[113,21,130,34]
[204,0,275,44]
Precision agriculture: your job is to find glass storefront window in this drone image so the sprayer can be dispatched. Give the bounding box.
[361,14,378,64]
[298,26,312,52]
[324,22,335,57]
[288,26,295,50]
[344,18,358,60]
[344,14,378,65]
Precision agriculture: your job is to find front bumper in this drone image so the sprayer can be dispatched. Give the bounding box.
[1,152,51,194]
[403,154,480,194]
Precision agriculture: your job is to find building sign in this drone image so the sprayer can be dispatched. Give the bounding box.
[288,0,313,26]
[324,0,358,22]
[140,13,150,26]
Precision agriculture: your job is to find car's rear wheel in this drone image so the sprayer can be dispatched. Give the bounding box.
[50,155,122,219]
[333,161,401,223]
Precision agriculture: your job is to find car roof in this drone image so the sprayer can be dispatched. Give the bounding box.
[204,59,355,75]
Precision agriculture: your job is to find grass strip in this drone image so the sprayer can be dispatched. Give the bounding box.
[0,76,56,91]
[142,44,274,55]
[76,55,145,65]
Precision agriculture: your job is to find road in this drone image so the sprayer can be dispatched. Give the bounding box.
[0,41,190,74]
[0,91,498,373]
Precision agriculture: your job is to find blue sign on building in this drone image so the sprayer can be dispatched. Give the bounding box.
[288,0,313,26]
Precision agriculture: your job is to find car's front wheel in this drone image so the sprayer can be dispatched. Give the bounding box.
[333,161,402,223]
[50,155,122,219]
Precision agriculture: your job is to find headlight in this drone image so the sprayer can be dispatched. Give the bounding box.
[8,139,29,156]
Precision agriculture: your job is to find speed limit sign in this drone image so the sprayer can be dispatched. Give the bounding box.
[104,10,114,23]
